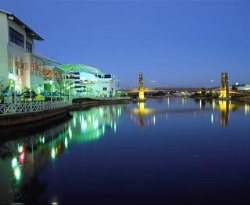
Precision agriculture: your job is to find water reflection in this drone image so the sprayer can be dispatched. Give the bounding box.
[198,99,248,126]
[130,102,155,127]
[0,121,70,204]
[130,98,250,127]
[69,104,126,141]
[0,104,127,204]
[0,99,250,204]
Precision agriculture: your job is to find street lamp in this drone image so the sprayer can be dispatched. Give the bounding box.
[151,80,155,87]
[210,79,214,88]
[50,80,53,103]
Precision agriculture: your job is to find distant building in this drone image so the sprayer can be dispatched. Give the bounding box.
[58,64,118,97]
[231,84,250,91]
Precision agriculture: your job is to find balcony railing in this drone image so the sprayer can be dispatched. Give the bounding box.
[0,101,72,115]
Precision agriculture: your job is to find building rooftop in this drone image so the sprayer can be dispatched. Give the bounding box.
[58,64,106,75]
[0,8,44,41]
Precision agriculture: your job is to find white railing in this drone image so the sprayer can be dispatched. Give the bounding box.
[0,101,72,115]
[89,96,131,101]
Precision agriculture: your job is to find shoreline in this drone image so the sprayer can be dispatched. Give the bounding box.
[0,98,132,127]
[1,95,249,128]
[0,106,72,127]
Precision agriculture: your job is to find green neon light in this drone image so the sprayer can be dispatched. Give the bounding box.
[58,64,106,75]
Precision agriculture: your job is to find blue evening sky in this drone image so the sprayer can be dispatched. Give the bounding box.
[1,0,250,88]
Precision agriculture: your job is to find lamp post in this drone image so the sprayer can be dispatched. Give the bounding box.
[50,81,53,103]
[151,80,156,87]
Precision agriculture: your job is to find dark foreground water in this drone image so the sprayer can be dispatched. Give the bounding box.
[1,98,250,205]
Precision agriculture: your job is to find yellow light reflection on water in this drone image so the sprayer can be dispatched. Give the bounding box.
[14,167,21,180]
[245,104,250,115]
[212,100,216,110]
[218,100,236,111]
[131,102,155,115]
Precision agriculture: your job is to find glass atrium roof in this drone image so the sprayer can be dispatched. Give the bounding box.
[58,64,105,75]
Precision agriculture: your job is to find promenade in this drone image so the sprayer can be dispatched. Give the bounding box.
[0,100,72,127]
[0,96,132,127]
[1,94,249,128]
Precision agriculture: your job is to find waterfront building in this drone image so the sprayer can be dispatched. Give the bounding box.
[0,9,119,99]
[0,9,39,93]
[0,9,65,95]
[32,53,63,94]
[58,64,119,97]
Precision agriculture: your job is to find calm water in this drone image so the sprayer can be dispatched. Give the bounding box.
[1,98,250,205]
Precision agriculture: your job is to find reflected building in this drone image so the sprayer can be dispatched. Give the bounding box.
[0,104,127,204]
[0,121,70,204]
[193,98,243,126]
[130,102,161,127]
[69,104,127,141]
[218,100,230,126]
[131,98,250,128]
[217,100,239,126]
[138,102,146,127]
[211,100,241,126]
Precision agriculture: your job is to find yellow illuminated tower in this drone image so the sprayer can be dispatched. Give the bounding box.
[138,72,146,102]
[219,72,230,100]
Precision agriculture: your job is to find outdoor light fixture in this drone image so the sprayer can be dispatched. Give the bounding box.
[8,15,14,20]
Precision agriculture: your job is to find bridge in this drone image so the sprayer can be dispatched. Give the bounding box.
[121,72,249,100]
[121,86,213,93]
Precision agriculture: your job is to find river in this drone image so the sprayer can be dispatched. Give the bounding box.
[0,97,250,205]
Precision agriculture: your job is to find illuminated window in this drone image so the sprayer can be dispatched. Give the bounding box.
[32,59,36,74]
[38,62,43,77]
[9,27,24,48]
[15,56,19,75]
[18,58,24,76]
[8,54,13,73]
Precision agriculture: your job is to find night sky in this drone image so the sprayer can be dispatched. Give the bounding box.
[1,0,250,88]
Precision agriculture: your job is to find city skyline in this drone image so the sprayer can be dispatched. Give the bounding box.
[1,0,250,88]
